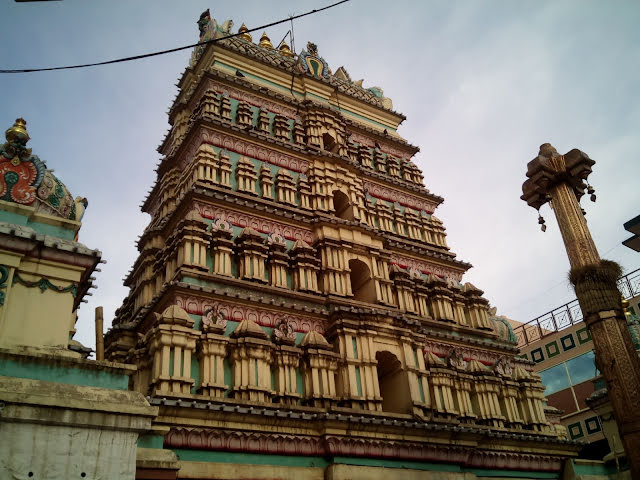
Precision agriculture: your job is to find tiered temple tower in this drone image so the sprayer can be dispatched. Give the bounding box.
[105,11,579,479]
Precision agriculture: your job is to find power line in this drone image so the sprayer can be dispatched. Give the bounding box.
[0,0,351,74]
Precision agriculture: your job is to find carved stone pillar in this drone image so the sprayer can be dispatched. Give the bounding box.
[358,145,373,168]
[273,115,290,141]
[402,342,431,417]
[259,164,274,199]
[446,350,476,422]
[390,265,417,313]
[210,219,234,277]
[467,360,505,428]
[236,227,268,282]
[236,156,258,195]
[255,110,270,134]
[462,283,493,330]
[387,156,401,178]
[197,305,229,398]
[220,96,232,121]
[493,357,524,428]
[423,351,458,422]
[332,325,381,411]
[430,216,448,248]
[271,318,301,406]
[266,233,289,289]
[513,365,549,432]
[146,305,200,395]
[393,203,407,236]
[218,151,232,188]
[290,239,320,293]
[426,274,455,323]
[374,149,386,173]
[173,210,210,271]
[236,101,253,127]
[317,240,350,297]
[193,89,220,118]
[229,318,274,403]
[347,142,359,164]
[293,122,305,145]
[192,144,219,186]
[370,254,394,306]
[297,174,312,210]
[300,331,339,408]
[275,169,297,205]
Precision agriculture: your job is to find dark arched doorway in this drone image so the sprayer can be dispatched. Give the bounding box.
[376,351,412,414]
[348,259,376,303]
[333,190,354,221]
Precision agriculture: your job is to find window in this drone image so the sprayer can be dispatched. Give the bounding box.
[539,363,571,396]
[539,350,600,414]
[333,190,354,221]
[566,351,598,385]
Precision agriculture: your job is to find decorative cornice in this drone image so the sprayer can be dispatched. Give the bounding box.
[348,131,417,162]
[187,128,309,174]
[422,340,530,368]
[194,201,314,244]
[173,292,326,334]
[390,254,465,281]
[164,426,570,471]
[363,180,439,213]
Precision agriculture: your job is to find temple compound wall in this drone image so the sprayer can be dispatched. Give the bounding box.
[102,11,585,480]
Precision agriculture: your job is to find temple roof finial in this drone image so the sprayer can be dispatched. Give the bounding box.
[259,32,273,49]
[279,40,294,57]
[5,118,30,145]
[238,23,252,42]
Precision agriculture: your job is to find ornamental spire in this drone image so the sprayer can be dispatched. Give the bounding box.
[259,32,273,49]
[279,40,294,57]
[238,23,252,42]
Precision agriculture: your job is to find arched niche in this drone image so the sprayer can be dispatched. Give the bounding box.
[375,350,412,414]
[333,190,354,221]
[348,259,376,303]
[322,132,339,154]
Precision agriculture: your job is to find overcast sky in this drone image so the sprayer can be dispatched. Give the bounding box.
[2,0,639,351]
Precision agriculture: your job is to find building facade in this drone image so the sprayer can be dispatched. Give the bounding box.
[100,11,582,480]
[514,268,640,470]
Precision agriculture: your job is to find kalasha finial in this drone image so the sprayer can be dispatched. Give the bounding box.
[238,23,252,42]
[5,118,30,145]
[259,32,273,49]
[279,40,294,57]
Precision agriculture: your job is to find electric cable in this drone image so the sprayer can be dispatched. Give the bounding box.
[0,0,351,74]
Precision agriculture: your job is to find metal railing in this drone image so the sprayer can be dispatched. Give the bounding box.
[513,268,640,347]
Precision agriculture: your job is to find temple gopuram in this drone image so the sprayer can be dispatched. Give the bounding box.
[102,10,581,479]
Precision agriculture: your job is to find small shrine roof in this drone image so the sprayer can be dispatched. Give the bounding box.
[0,119,88,226]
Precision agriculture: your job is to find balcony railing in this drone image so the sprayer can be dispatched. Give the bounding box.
[513,268,640,347]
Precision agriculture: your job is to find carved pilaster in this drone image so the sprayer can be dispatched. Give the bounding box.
[210,219,234,277]
[147,305,200,395]
[290,239,320,293]
[266,233,289,289]
[236,156,258,195]
[236,227,268,282]
[229,319,274,403]
[300,331,339,408]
